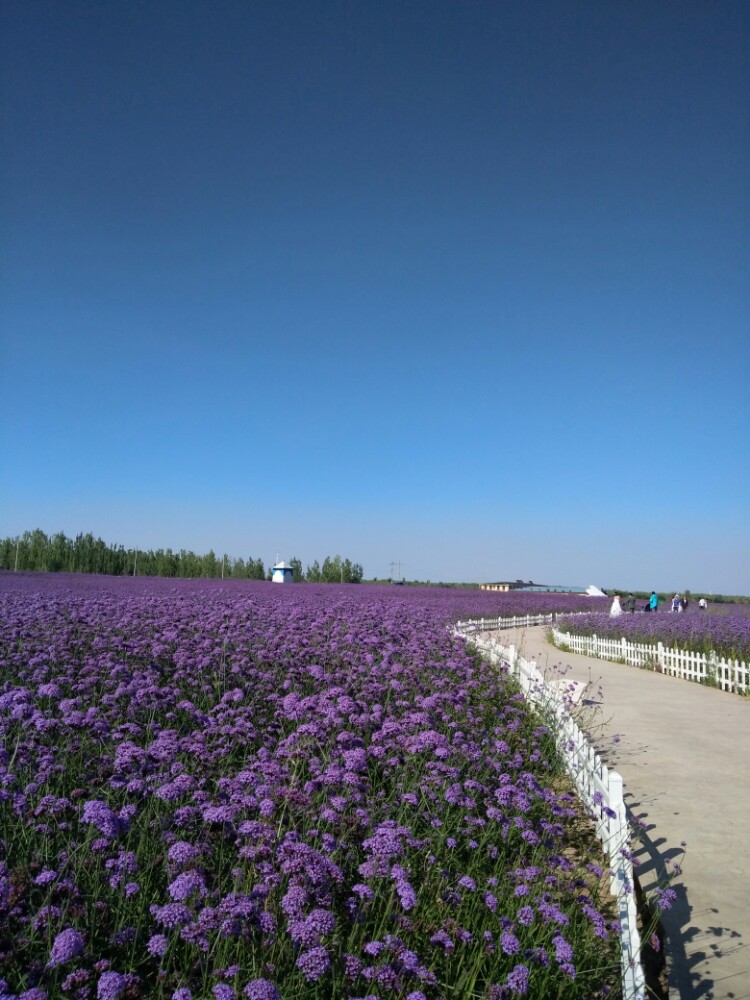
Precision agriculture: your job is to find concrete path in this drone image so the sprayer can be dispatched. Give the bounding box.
[482,625,750,1000]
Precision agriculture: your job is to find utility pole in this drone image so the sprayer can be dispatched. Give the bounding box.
[14,539,19,572]
[221,554,225,579]
[133,549,138,577]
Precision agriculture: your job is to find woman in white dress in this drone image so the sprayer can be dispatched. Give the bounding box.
[609,594,623,617]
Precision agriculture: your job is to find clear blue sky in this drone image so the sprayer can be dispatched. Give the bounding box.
[2,1,748,593]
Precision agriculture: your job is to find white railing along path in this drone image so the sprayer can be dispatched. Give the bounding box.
[551,626,749,695]
[455,610,592,635]
[454,621,645,1000]
[455,612,555,633]
[464,611,750,697]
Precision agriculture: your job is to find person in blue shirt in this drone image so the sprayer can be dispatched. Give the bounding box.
[649,591,659,612]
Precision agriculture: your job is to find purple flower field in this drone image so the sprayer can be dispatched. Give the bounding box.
[556,610,750,661]
[0,574,619,999]
[1,572,609,619]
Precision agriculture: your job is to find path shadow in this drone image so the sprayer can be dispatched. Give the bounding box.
[625,794,746,999]
[596,736,658,772]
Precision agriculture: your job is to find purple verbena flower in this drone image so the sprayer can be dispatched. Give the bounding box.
[82,800,125,840]
[97,971,127,1000]
[168,841,201,866]
[34,869,58,886]
[296,946,331,981]
[501,930,520,955]
[244,979,282,1000]
[147,934,168,957]
[48,927,86,967]
[552,933,574,964]
[517,905,534,926]
[506,964,530,994]
[168,870,207,901]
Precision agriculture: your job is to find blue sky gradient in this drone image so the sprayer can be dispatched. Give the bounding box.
[2,1,748,591]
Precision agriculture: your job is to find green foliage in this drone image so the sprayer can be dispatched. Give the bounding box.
[701,666,720,688]
[1,530,368,585]
[246,557,266,580]
[306,559,321,582]
[321,555,339,582]
[320,555,364,583]
[0,529,271,581]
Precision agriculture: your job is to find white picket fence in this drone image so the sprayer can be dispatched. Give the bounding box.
[454,625,645,1000]
[456,610,594,636]
[455,612,555,633]
[552,627,750,695]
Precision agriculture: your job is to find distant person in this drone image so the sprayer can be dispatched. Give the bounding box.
[699,597,708,611]
[626,594,637,613]
[649,591,659,612]
[672,594,680,613]
[681,596,689,612]
[609,594,623,617]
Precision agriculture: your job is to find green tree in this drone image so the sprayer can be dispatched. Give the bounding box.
[306,559,321,582]
[200,550,218,577]
[246,557,265,580]
[47,531,72,572]
[0,529,369,584]
[73,532,98,573]
[156,548,179,577]
[26,529,50,570]
[0,537,16,570]
[178,549,201,578]
[110,544,129,575]
[321,555,343,583]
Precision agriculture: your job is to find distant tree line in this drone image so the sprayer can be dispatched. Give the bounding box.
[302,555,363,584]
[0,530,363,583]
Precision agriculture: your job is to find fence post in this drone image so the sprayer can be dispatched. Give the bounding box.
[709,649,725,691]
[621,637,627,662]
[657,641,664,673]
[607,770,625,859]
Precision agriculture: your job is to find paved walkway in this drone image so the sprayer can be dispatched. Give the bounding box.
[482,625,750,1000]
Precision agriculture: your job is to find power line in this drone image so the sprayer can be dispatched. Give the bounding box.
[390,560,405,581]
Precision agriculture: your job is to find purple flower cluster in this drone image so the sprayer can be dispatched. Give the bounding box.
[48,928,85,967]
[0,572,620,997]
